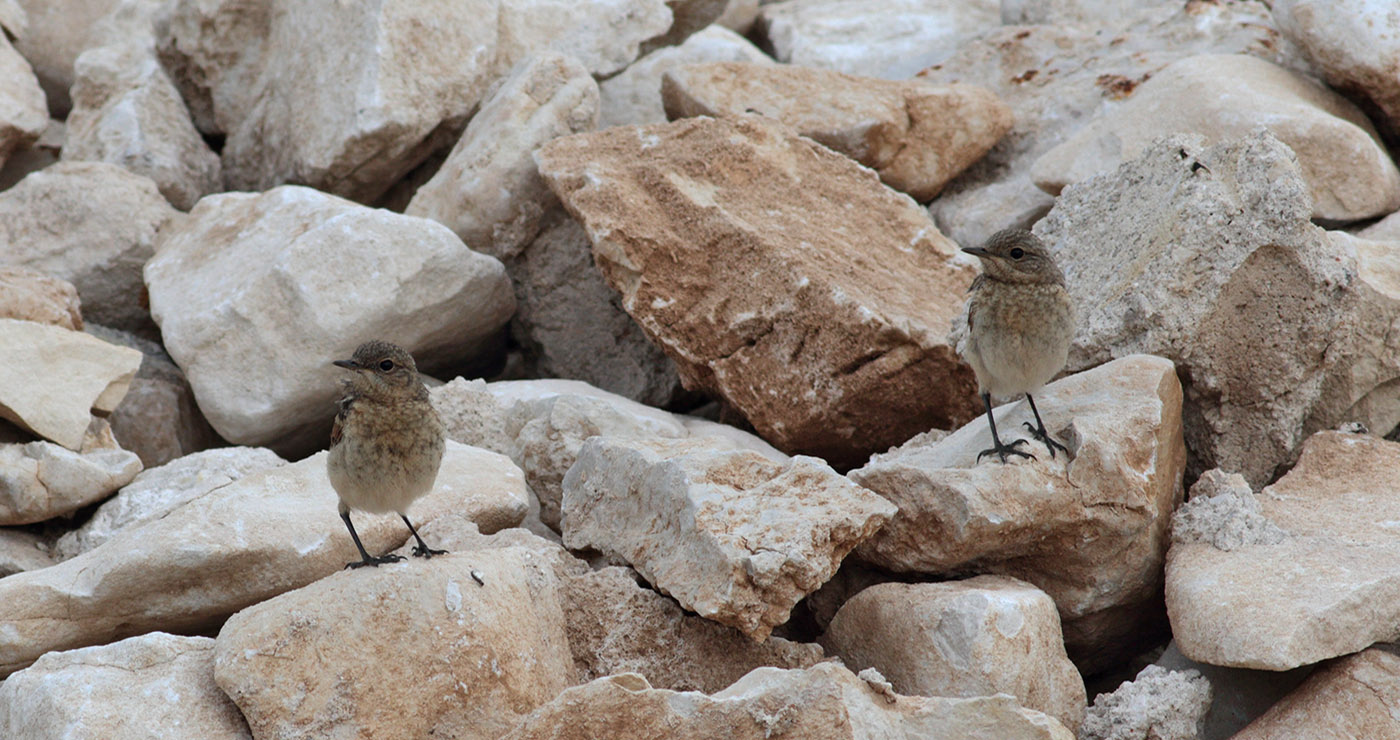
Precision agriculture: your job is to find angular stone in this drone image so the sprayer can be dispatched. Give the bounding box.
[0,320,142,450]
[144,185,514,450]
[1169,469,1286,553]
[756,0,1001,80]
[600,26,773,129]
[215,548,573,740]
[820,577,1086,732]
[496,0,672,77]
[0,633,250,740]
[0,528,55,577]
[431,377,517,455]
[0,266,82,330]
[0,161,177,335]
[12,0,118,115]
[537,114,981,465]
[153,0,271,136]
[664,62,1010,201]
[851,355,1186,670]
[1166,431,1400,670]
[562,436,896,640]
[0,442,527,677]
[1032,54,1400,223]
[1273,0,1400,142]
[0,33,46,169]
[503,663,1074,740]
[1232,649,1400,739]
[406,52,599,261]
[0,418,142,525]
[1080,665,1211,740]
[53,446,285,559]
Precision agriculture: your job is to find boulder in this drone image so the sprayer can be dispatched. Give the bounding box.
[0,161,177,335]
[0,633,250,740]
[0,442,527,677]
[0,32,46,169]
[0,528,55,577]
[503,663,1074,739]
[537,114,980,466]
[1080,665,1211,740]
[0,417,142,525]
[153,0,271,136]
[663,63,1011,201]
[11,0,118,115]
[215,548,573,740]
[496,0,672,77]
[850,355,1186,671]
[144,185,513,450]
[1231,649,1400,739]
[1166,431,1400,670]
[0,320,142,450]
[0,266,82,330]
[562,436,896,640]
[820,577,1086,732]
[1031,54,1400,223]
[431,377,517,455]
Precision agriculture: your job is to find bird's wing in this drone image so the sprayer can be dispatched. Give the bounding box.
[330,395,352,448]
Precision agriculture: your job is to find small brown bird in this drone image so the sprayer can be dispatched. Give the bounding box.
[327,340,448,568]
[960,229,1075,463]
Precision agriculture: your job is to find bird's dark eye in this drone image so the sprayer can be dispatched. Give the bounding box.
[378,359,394,372]
[1009,247,1025,259]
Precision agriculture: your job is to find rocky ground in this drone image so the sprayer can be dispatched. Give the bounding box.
[2,0,1400,738]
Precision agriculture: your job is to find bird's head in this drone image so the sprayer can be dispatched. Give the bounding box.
[961,229,1064,286]
[332,340,421,395]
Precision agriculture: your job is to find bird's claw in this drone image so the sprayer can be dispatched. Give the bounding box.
[411,544,448,559]
[1022,422,1069,459]
[976,438,1035,464]
[345,553,405,569]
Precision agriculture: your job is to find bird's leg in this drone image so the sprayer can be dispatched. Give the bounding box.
[976,392,1033,463]
[401,514,447,558]
[1022,394,1069,459]
[340,508,404,569]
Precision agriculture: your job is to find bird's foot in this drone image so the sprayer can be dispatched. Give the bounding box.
[345,553,405,569]
[976,437,1034,464]
[1023,422,1070,459]
[411,543,447,559]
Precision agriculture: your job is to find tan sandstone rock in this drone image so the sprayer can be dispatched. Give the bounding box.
[0,417,142,525]
[1031,54,1400,223]
[851,355,1186,671]
[1167,431,1400,670]
[216,548,573,740]
[0,633,250,740]
[0,528,54,577]
[663,63,1011,201]
[820,576,1086,731]
[1232,648,1400,739]
[562,436,896,640]
[0,32,46,169]
[0,266,82,330]
[0,442,527,677]
[144,185,514,450]
[537,114,980,466]
[504,663,1074,740]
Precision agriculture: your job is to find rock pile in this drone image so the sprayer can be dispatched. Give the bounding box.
[4,0,1400,737]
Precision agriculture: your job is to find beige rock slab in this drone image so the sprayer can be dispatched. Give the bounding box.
[820,576,1086,732]
[1273,0,1400,142]
[0,319,142,450]
[851,355,1186,669]
[0,528,55,577]
[1167,431,1400,670]
[503,662,1074,740]
[562,436,896,640]
[0,32,46,169]
[1031,54,1400,223]
[0,441,527,677]
[0,418,142,525]
[215,548,573,740]
[0,266,82,330]
[0,633,250,740]
[1232,648,1400,739]
[663,62,1011,201]
[537,114,980,466]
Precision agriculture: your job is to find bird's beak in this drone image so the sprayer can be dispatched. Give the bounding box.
[332,359,358,370]
[961,246,989,257]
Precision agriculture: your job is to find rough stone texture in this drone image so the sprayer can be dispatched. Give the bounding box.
[537,114,980,466]
[0,161,177,335]
[1232,648,1400,739]
[0,319,143,450]
[53,446,285,559]
[1001,0,1177,27]
[1080,665,1212,740]
[431,377,517,455]
[0,266,82,330]
[65,39,221,210]
[1273,0,1400,143]
[507,209,688,407]
[0,442,527,677]
[215,548,573,740]
[153,0,271,137]
[851,355,1186,671]
[599,25,773,129]
[0,528,55,577]
[820,577,1086,732]
[1036,130,1398,486]
[503,663,1074,740]
[918,1,1308,248]
[406,52,598,261]
[1170,469,1286,552]
[0,418,142,526]
[1031,54,1400,223]
[1166,431,1400,670]
[565,566,825,693]
[757,0,1001,80]
[496,0,672,77]
[145,185,514,451]
[562,436,896,640]
[0,633,250,740]
[12,0,118,115]
[663,63,1011,201]
[1153,641,1314,740]
[0,32,46,170]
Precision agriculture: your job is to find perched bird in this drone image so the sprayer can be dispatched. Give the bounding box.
[959,229,1075,463]
[327,340,448,568]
